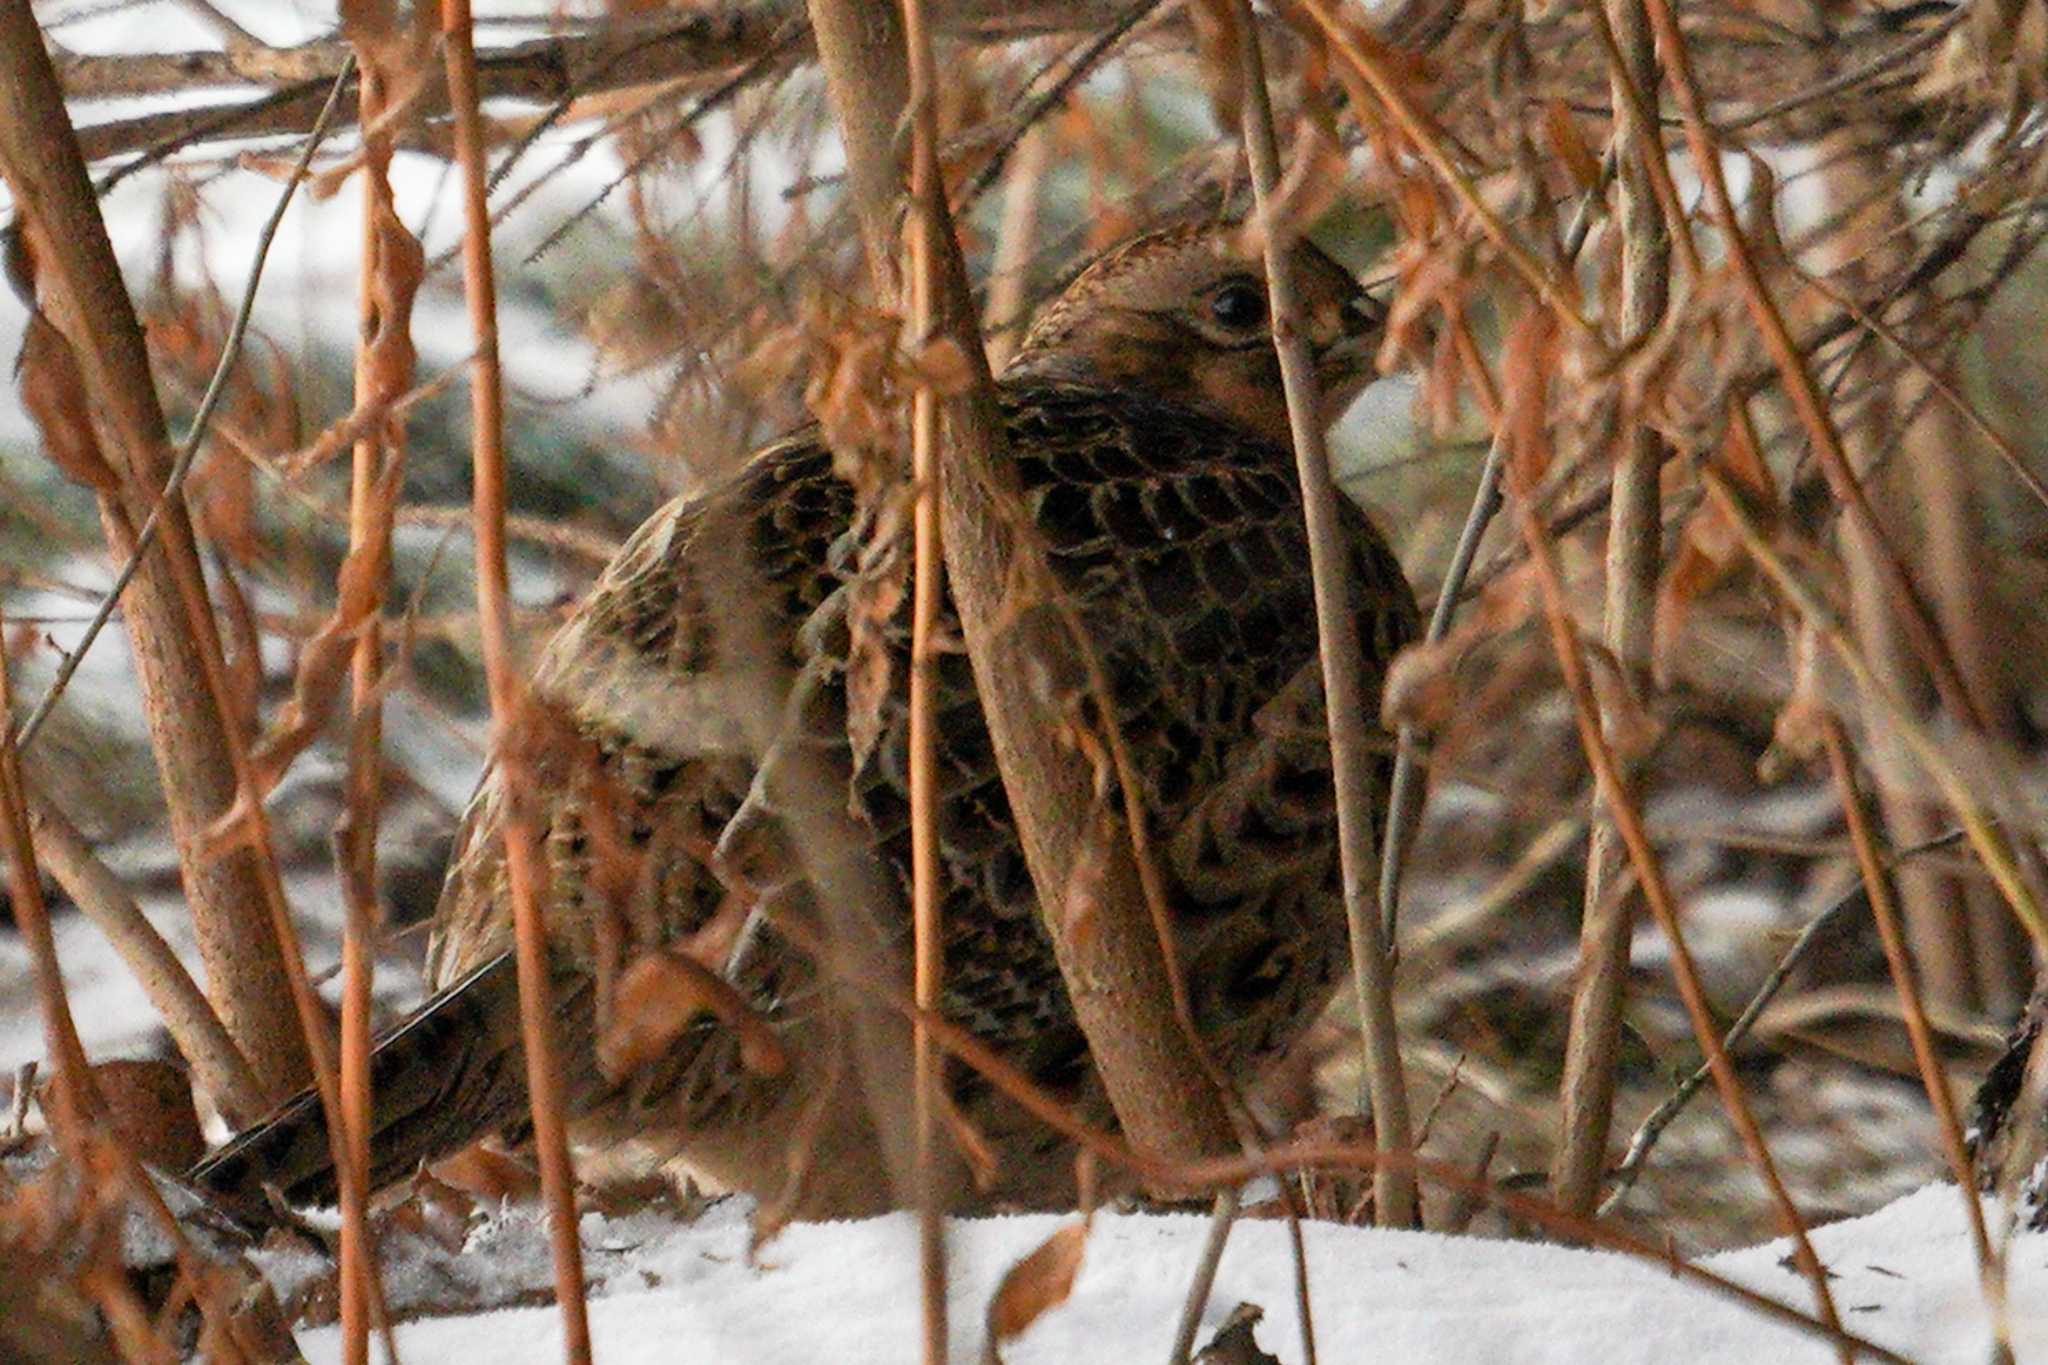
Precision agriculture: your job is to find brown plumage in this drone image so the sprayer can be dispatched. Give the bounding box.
[190,219,1419,1218]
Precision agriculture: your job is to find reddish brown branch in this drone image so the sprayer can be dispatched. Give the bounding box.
[439,2,592,1359]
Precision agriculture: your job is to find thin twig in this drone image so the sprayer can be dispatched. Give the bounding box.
[12,58,355,754]
[1377,429,1506,945]
[1168,1188,1239,1365]
[901,0,951,1356]
[853,961,1914,1365]
[1601,827,1966,1214]
[959,0,1167,209]
[1299,0,1600,344]
[1234,0,1414,1230]
[1495,317,1847,1351]
[1638,0,1983,738]
[1821,716,2010,1362]
[439,2,592,1359]
[1700,464,2046,949]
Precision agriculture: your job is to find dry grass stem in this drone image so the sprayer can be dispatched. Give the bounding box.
[1820,717,2009,1357]
[335,17,405,1360]
[902,0,953,1354]
[439,2,592,1358]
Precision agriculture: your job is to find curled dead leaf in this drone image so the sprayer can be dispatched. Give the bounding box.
[1378,634,1464,733]
[18,311,122,494]
[984,1218,1088,1355]
[597,949,788,1084]
[1541,98,1602,193]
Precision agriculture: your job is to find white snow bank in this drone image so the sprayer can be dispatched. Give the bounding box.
[296,1183,2041,1363]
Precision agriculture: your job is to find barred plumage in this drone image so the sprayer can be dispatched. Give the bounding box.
[192,221,1418,1218]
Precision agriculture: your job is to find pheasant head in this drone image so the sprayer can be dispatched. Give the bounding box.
[1004,220,1384,449]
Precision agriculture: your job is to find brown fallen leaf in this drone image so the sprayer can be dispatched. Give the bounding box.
[983,1218,1089,1362]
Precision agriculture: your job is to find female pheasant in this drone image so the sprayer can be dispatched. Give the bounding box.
[191,219,1419,1217]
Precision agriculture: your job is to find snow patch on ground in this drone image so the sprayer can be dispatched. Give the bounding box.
[295,1184,2040,1364]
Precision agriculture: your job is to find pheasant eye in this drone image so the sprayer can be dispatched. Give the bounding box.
[1208,282,1267,330]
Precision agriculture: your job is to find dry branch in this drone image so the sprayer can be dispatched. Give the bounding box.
[805,0,1236,1175]
[0,0,311,1100]
[438,1,592,1358]
[22,785,265,1125]
[1233,0,1414,1228]
[1551,0,1671,1221]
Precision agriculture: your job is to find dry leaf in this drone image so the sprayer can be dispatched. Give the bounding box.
[17,311,122,494]
[1541,98,1602,193]
[597,949,788,1084]
[41,1059,203,1171]
[983,1219,1089,1355]
[429,1140,543,1204]
[1379,633,1464,732]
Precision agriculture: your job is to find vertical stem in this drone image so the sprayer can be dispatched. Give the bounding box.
[439,4,592,1360]
[1497,329,1846,1353]
[0,605,99,1154]
[1820,716,2010,1363]
[337,41,399,1364]
[901,0,950,1357]
[806,0,1234,1174]
[1552,0,1670,1219]
[1232,0,1414,1227]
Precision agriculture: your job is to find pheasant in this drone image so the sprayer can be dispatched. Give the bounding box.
[190,218,1419,1218]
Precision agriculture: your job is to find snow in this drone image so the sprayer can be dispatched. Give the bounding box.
[293,1184,2041,1364]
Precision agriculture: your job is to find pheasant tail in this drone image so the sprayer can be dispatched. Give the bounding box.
[187,953,556,1209]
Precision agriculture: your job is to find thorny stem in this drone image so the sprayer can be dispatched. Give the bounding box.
[439,2,592,1360]
[1232,0,1414,1229]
